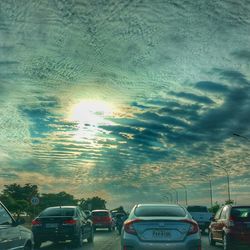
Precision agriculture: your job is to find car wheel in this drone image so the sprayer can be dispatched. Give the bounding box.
[87,228,94,243]
[72,231,83,247]
[108,226,112,232]
[24,242,32,250]
[223,234,233,250]
[208,230,216,246]
[34,241,42,249]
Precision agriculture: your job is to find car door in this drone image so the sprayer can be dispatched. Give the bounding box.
[210,207,222,240]
[80,209,92,238]
[217,206,228,241]
[0,203,21,249]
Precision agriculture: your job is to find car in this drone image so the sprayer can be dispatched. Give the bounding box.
[209,205,250,250]
[91,209,115,231]
[121,203,201,250]
[186,205,213,233]
[0,200,34,250]
[31,206,94,248]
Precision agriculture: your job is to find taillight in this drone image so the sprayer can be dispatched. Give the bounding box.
[228,216,235,227]
[124,219,141,235]
[104,216,112,221]
[31,219,42,226]
[181,219,199,235]
[63,219,77,225]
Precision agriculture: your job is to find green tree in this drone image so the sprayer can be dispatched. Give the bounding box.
[80,196,106,210]
[208,201,221,214]
[225,199,234,205]
[0,183,39,216]
[39,191,78,211]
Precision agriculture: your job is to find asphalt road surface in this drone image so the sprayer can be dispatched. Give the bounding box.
[39,230,242,250]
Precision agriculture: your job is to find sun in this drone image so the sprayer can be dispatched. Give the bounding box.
[69,100,114,141]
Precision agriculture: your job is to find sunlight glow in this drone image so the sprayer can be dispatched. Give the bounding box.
[69,100,115,141]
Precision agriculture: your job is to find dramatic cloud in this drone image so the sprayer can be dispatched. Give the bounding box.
[0,0,250,208]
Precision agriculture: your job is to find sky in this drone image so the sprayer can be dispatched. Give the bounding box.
[0,0,250,210]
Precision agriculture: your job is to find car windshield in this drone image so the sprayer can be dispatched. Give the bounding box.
[92,211,109,217]
[187,206,208,212]
[40,208,75,217]
[231,207,250,221]
[135,206,186,217]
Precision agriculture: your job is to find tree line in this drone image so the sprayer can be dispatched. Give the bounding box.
[0,183,107,218]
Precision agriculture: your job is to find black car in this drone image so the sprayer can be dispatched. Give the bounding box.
[32,206,94,248]
[0,201,34,250]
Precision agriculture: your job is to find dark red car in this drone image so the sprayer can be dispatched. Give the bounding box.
[209,205,250,250]
[91,210,115,231]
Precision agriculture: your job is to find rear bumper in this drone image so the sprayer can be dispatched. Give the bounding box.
[93,223,112,228]
[121,233,201,250]
[227,231,250,246]
[32,228,78,242]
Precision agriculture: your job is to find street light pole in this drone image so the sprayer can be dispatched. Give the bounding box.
[166,192,173,203]
[177,183,188,206]
[214,165,231,202]
[200,174,213,208]
[170,188,179,204]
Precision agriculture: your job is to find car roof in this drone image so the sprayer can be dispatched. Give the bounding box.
[45,206,77,209]
[136,203,184,208]
[92,209,109,212]
[229,205,250,208]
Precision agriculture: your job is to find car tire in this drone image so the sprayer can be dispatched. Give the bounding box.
[24,242,32,250]
[87,228,94,243]
[223,234,233,250]
[208,230,216,246]
[34,241,42,249]
[72,231,83,247]
[108,226,112,232]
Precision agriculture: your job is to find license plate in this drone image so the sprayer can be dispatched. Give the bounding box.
[46,223,58,228]
[152,230,171,239]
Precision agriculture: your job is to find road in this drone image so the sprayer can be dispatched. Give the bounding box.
[39,230,226,250]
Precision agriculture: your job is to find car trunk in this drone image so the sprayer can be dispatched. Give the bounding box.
[34,216,78,233]
[133,219,191,242]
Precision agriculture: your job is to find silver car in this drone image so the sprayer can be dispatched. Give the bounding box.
[121,204,201,250]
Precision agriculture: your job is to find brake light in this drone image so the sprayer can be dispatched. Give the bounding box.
[103,216,111,221]
[181,219,199,235]
[31,219,42,226]
[228,216,235,227]
[124,219,141,235]
[63,219,77,225]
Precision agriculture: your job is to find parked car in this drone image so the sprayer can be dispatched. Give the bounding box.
[187,205,213,233]
[91,209,115,231]
[209,205,250,250]
[31,206,94,248]
[121,203,201,250]
[0,201,34,250]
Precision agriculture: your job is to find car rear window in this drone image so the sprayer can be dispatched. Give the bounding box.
[92,211,109,217]
[187,206,208,212]
[40,208,75,217]
[135,205,186,217]
[231,207,250,221]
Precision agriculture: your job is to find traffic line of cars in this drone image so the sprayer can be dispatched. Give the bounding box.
[1,200,250,250]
